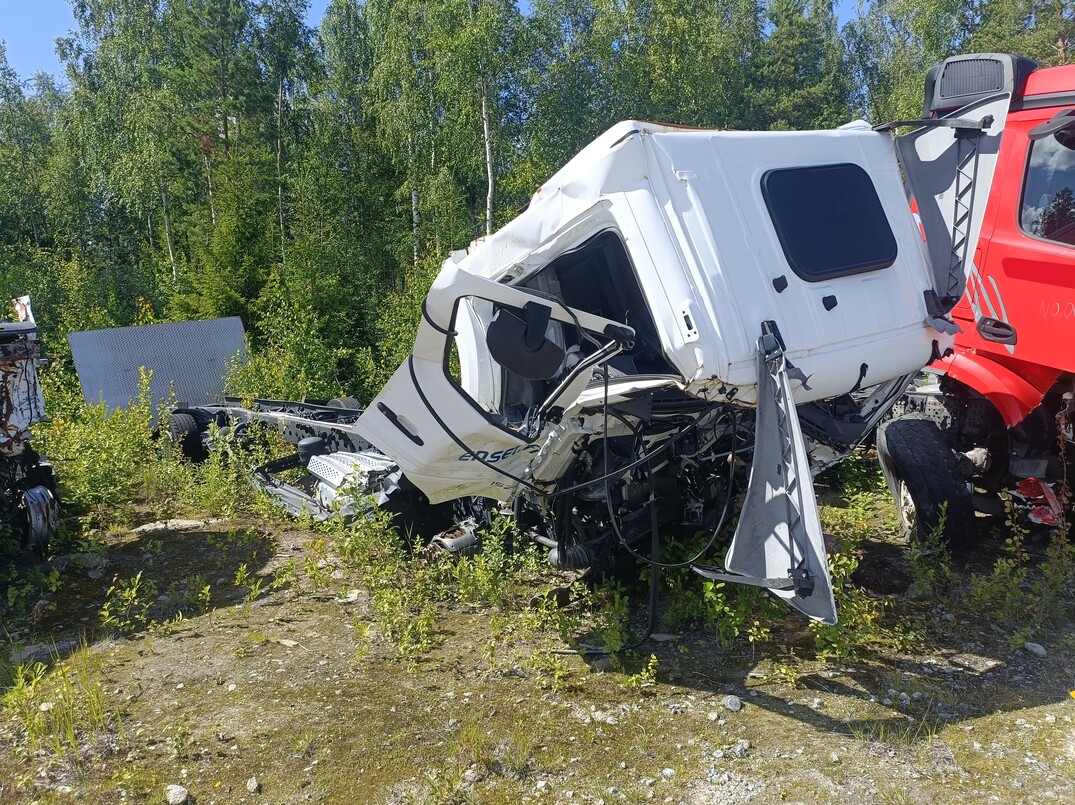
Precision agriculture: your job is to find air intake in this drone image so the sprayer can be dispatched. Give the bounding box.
[923,53,1036,116]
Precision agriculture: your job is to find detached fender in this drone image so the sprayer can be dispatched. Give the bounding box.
[933,352,1060,427]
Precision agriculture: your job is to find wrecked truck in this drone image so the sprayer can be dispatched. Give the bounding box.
[174,87,1013,625]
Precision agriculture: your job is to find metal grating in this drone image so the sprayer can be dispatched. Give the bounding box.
[68,318,247,412]
[939,58,1004,100]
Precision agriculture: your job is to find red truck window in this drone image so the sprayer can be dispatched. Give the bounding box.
[1020,129,1075,246]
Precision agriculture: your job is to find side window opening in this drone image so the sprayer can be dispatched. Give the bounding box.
[1021,125,1075,247]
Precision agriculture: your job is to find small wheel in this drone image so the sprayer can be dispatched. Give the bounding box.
[168,412,207,461]
[876,416,976,547]
[327,396,362,410]
[19,485,60,555]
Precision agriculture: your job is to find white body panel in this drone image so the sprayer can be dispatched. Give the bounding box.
[459,122,939,402]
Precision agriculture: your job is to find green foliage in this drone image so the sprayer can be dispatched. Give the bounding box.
[99,571,157,634]
[1,643,111,757]
[624,653,660,692]
[906,503,953,598]
[225,266,344,400]
[3,564,62,618]
[963,493,1075,643]
[808,547,887,660]
[32,367,156,512]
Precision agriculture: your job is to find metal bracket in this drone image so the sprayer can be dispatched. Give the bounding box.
[873,115,994,134]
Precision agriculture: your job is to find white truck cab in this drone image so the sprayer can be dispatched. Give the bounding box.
[179,94,1012,626]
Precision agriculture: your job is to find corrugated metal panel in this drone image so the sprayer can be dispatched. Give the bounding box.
[69,318,247,411]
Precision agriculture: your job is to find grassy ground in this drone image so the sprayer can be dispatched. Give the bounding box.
[1,410,1073,804]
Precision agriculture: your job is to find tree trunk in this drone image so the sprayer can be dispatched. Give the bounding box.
[276,76,286,266]
[480,68,494,237]
[161,182,177,282]
[408,134,419,270]
[204,153,217,226]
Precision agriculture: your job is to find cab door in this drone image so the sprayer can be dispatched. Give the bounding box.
[355,258,632,504]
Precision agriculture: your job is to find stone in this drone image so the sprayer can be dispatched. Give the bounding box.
[247,776,261,794]
[164,784,189,804]
[133,519,218,534]
[1024,642,1047,658]
[661,768,676,779]
[721,695,742,713]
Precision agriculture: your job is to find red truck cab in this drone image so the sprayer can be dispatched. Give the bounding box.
[941,62,1075,426]
[878,55,1075,544]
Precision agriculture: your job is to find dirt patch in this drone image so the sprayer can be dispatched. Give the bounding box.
[2,510,1074,804]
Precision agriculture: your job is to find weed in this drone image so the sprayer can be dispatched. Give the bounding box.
[34,369,156,517]
[293,730,318,758]
[166,719,193,760]
[3,563,61,618]
[906,503,953,598]
[624,653,660,692]
[588,580,630,652]
[809,548,886,661]
[270,557,299,591]
[234,562,264,603]
[529,648,573,691]
[766,661,802,687]
[303,554,334,591]
[161,573,212,619]
[99,571,157,633]
[497,727,536,778]
[1,641,112,757]
[878,786,914,805]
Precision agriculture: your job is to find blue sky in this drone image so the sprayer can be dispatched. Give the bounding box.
[0,0,334,81]
[1,0,857,84]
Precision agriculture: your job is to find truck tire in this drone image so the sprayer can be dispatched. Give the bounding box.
[327,396,362,410]
[169,412,208,461]
[876,416,976,548]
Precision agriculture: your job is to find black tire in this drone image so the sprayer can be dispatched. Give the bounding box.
[327,396,362,410]
[168,412,208,461]
[876,416,976,548]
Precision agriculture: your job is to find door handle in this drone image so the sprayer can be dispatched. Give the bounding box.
[976,317,1017,345]
[377,402,424,446]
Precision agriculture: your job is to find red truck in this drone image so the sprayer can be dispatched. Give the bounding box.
[877,53,1075,545]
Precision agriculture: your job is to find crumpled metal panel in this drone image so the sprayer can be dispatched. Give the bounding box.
[68,318,247,412]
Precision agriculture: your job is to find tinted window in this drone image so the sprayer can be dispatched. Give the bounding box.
[762,163,898,281]
[1021,129,1075,247]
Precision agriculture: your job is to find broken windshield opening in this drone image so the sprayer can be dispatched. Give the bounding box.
[444,294,610,439]
[518,230,674,377]
[442,230,672,440]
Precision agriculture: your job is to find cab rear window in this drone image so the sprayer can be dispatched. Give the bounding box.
[762,163,898,282]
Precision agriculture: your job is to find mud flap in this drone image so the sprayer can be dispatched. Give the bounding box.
[694,332,837,624]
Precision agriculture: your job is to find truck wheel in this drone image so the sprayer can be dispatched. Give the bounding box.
[327,396,362,410]
[169,412,207,461]
[876,416,976,548]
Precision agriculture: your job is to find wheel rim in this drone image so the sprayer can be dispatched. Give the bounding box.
[897,478,917,534]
